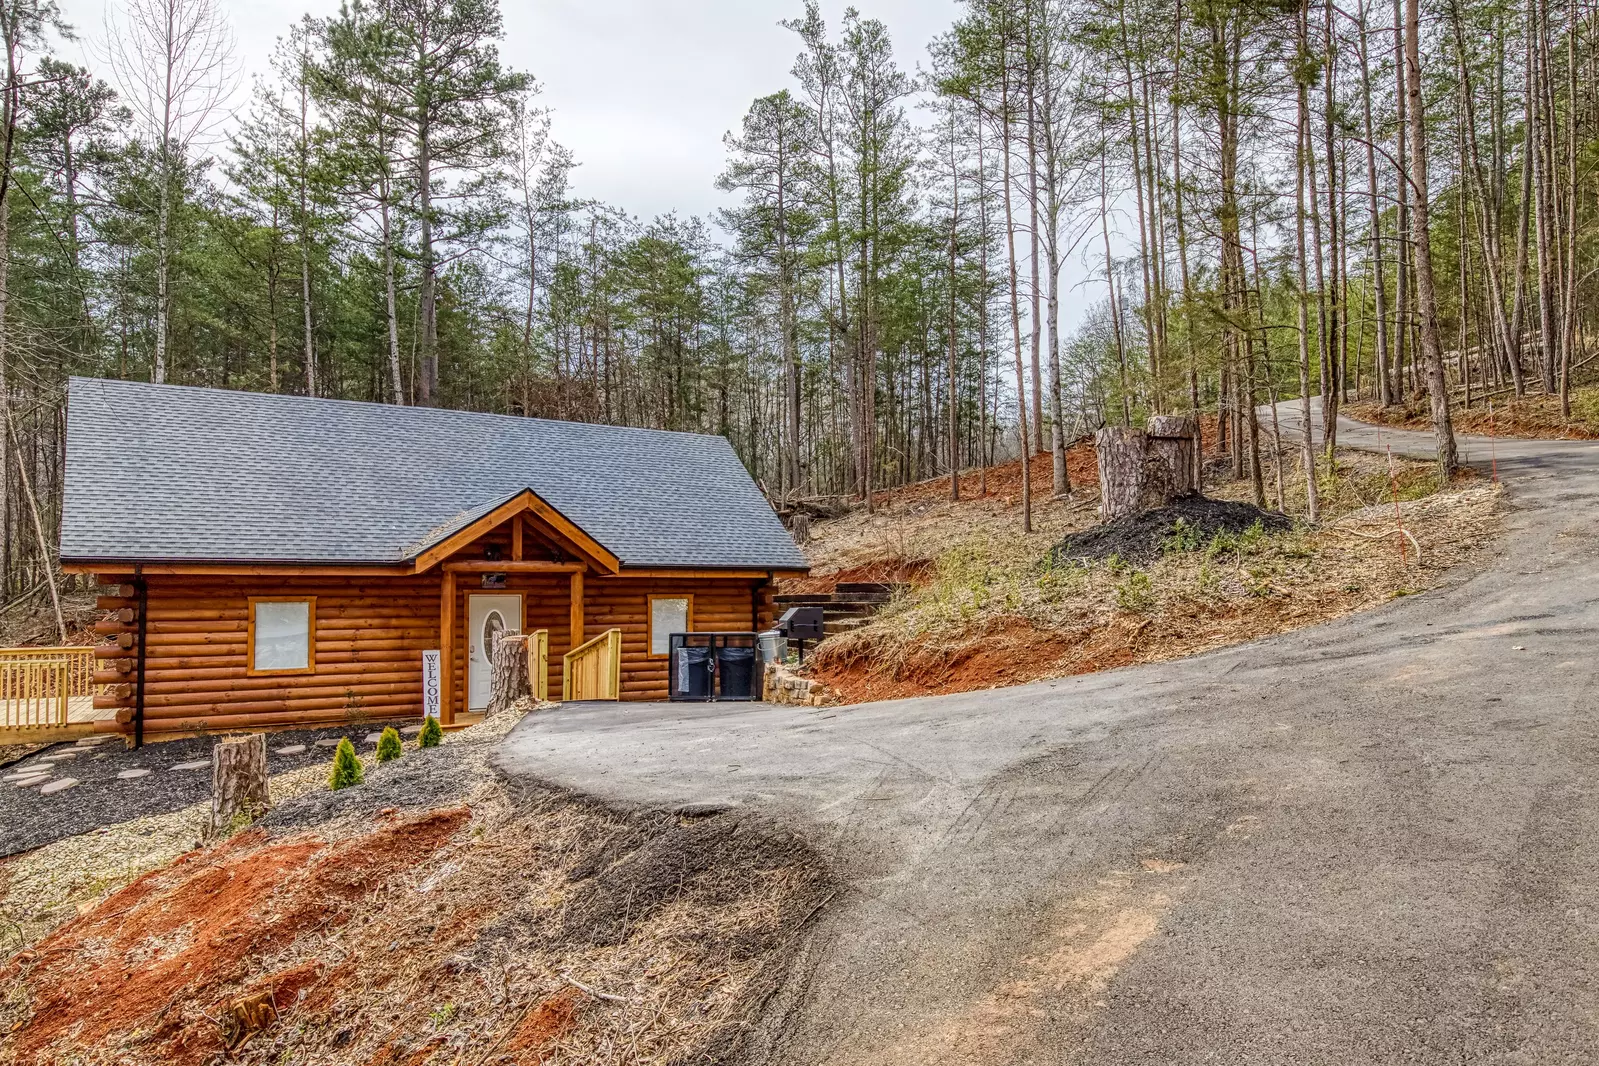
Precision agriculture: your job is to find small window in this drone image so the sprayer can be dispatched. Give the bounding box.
[648,596,690,657]
[249,598,315,674]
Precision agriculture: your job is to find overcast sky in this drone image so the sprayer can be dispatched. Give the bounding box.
[53,0,961,224]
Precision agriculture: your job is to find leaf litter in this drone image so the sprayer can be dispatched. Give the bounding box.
[0,702,833,1065]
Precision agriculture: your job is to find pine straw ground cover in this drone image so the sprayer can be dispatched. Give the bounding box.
[0,705,833,1066]
[1347,383,1599,440]
[804,447,1503,703]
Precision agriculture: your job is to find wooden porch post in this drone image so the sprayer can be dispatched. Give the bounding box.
[440,570,456,725]
[569,570,585,648]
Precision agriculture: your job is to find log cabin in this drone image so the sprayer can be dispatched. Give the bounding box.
[58,377,808,743]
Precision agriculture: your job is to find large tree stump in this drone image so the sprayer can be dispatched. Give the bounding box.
[210,734,270,839]
[788,511,812,546]
[1146,415,1198,501]
[487,632,530,717]
[1096,426,1149,520]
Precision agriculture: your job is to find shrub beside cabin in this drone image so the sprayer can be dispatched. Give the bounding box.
[58,378,808,742]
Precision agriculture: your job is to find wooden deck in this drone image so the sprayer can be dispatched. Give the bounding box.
[0,695,116,746]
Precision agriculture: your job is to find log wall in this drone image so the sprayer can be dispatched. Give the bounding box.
[585,577,762,701]
[95,548,768,733]
[95,573,442,734]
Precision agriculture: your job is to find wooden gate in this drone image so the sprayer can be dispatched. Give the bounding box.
[562,628,621,701]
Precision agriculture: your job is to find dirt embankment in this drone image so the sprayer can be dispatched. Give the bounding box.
[1347,385,1599,440]
[0,722,833,1066]
[790,445,1502,705]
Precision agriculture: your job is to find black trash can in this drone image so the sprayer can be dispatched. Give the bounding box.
[717,646,758,700]
[675,645,713,700]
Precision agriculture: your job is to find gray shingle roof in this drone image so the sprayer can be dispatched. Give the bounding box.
[61,378,808,571]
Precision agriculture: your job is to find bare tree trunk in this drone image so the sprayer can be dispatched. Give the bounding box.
[1357,0,1390,407]
[1321,0,1342,443]
[999,32,1031,533]
[1392,0,1410,402]
[1025,7,1044,455]
[1100,155,1131,427]
[1559,9,1577,417]
[1296,4,1322,522]
[977,113,990,497]
[947,109,961,502]
[1172,0,1202,486]
[1405,0,1459,477]
[0,21,13,598]
[1508,28,1534,391]
[1304,83,1332,457]
[382,156,405,404]
[1448,4,1525,397]
[298,66,316,398]
[1119,0,1159,410]
[418,111,438,403]
[10,422,64,642]
[155,169,170,383]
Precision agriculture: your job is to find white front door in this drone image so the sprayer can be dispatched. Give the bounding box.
[467,594,523,711]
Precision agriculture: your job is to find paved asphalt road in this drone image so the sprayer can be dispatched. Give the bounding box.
[497,404,1599,1064]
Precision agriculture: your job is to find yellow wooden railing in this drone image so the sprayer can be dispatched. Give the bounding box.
[0,657,72,729]
[526,629,549,702]
[0,646,98,695]
[562,628,621,701]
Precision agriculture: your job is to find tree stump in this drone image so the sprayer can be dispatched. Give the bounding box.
[1146,415,1198,502]
[788,511,812,546]
[209,734,270,840]
[487,632,530,717]
[1096,426,1150,521]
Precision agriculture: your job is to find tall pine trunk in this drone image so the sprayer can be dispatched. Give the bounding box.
[1405,0,1459,477]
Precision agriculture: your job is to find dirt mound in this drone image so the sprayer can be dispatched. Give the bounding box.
[1049,496,1292,565]
[0,807,468,1063]
[0,784,834,1066]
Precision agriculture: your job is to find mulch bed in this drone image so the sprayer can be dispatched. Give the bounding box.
[1048,495,1293,565]
[0,723,420,858]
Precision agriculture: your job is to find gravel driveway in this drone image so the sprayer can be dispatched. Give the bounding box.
[496,405,1599,1065]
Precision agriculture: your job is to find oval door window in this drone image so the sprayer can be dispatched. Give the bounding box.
[482,610,507,658]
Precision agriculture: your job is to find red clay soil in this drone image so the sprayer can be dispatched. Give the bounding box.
[817,617,1148,704]
[505,988,582,1055]
[0,808,469,1066]
[1346,397,1599,440]
[874,443,1101,510]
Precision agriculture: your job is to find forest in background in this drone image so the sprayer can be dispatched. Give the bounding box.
[0,0,1591,608]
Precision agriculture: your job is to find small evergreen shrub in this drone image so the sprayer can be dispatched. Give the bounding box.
[376,727,402,763]
[418,716,443,749]
[328,738,364,790]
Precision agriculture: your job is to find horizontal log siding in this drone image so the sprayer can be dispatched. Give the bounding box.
[98,573,442,735]
[96,525,766,731]
[586,578,759,701]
